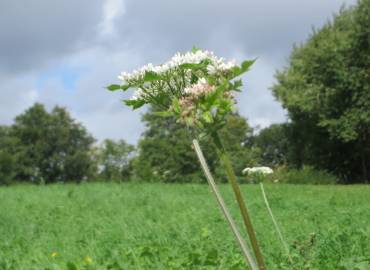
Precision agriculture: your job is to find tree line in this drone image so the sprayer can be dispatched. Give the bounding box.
[0,0,369,184]
[0,103,260,184]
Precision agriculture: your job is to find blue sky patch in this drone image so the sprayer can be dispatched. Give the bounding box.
[36,65,89,91]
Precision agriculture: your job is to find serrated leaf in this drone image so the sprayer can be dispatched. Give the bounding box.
[107,84,121,91]
[124,99,146,109]
[233,79,243,89]
[230,66,242,78]
[121,84,131,90]
[241,59,256,72]
[227,59,255,79]
[107,84,130,91]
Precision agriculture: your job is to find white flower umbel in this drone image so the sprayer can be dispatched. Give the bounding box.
[117,50,237,84]
[207,59,237,75]
[242,166,274,175]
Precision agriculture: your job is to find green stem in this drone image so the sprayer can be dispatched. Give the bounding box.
[193,139,258,270]
[260,183,292,263]
[211,131,266,270]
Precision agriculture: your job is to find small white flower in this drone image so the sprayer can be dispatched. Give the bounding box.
[130,88,144,100]
[207,65,217,75]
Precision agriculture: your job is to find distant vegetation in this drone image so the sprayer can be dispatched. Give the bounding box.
[272,0,370,182]
[0,104,96,185]
[0,0,369,185]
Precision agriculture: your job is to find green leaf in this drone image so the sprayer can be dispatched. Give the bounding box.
[179,63,201,69]
[143,71,161,81]
[121,84,131,90]
[202,111,213,123]
[229,66,242,78]
[180,59,210,71]
[153,111,174,117]
[107,84,121,91]
[107,84,130,91]
[227,59,256,80]
[192,46,201,53]
[232,79,243,89]
[207,80,228,105]
[241,59,256,72]
[207,75,217,85]
[66,262,78,270]
[172,98,181,114]
[124,99,146,109]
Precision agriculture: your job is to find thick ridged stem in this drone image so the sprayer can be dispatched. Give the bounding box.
[193,139,258,270]
[211,132,266,270]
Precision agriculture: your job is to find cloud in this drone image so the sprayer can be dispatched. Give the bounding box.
[0,0,103,74]
[0,75,39,125]
[0,0,357,143]
[98,0,125,37]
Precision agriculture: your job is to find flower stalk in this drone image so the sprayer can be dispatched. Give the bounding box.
[260,183,292,263]
[211,131,266,270]
[193,139,258,270]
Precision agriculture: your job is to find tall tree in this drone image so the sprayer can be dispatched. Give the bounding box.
[98,139,134,181]
[0,126,18,184]
[11,103,97,183]
[272,0,370,182]
[253,124,290,167]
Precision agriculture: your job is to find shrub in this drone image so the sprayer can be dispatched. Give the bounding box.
[271,165,337,185]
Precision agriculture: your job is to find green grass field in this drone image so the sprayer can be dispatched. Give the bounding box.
[0,183,369,269]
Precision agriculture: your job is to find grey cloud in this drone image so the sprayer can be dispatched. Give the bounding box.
[34,47,146,144]
[0,75,39,125]
[116,0,356,59]
[0,0,104,74]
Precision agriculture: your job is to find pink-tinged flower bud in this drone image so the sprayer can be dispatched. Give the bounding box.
[184,78,215,97]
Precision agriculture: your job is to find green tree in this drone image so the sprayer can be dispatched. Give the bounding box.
[98,139,135,181]
[11,103,97,183]
[253,124,290,167]
[272,0,370,182]
[0,126,18,184]
[132,107,260,182]
[216,112,261,178]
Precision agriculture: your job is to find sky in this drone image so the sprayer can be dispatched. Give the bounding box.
[0,0,356,144]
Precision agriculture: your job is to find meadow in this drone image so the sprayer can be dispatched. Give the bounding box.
[0,183,369,269]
